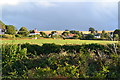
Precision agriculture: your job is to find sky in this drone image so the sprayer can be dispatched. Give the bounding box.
[0,0,119,31]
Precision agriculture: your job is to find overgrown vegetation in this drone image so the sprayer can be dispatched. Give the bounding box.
[2,43,120,79]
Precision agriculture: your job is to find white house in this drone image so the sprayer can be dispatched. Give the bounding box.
[0,28,6,34]
[94,33,101,38]
[29,29,40,35]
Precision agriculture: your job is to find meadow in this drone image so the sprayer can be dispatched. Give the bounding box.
[1,38,118,45]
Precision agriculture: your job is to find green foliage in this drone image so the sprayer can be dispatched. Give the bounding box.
[21,43,42,55]
[28,67,57,78]
[89,27,95,33]
[5,25,17,35]
[70,30,79,34]
[114,29,120,40]
[2,34,15,39]
[41,43,61,54]
[18,27,29,36]
[100,30,110,40]
[113,34,119,41]
[51,31,57,34]
[85,34,95,40]
[114,29,120,35]
[2,43,120,78]
[0,20,6,29]
[40,32,47,37]
[15,34,22,38]
[29,30,34,33]
[2,44,28,79]
[62,31,69,37]
[49,31,59,38]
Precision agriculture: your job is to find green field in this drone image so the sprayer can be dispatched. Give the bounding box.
[1,39,119,45]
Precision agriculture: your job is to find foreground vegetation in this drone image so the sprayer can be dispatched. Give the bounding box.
[1,39,118,45]
[2,43,120,79]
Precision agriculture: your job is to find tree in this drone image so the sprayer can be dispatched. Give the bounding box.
[73,34,80,39]
[100,30,106,39]
[62,31,70,37]
[102,30,105,33]
[89,27,95,33]
[5,25,17,35]
[114,29,120,37]
[51,31,57,34]
[18,27,29,36]
[95,30,98,33]
[70,30,79,34]
[113,29,120,40]
[113,34,119,41]
[29,30,34,33]
[50,31,58,38]
[114,29,120,35]
[40,32,47,37]
[0,20,6,29]
[85,34,95,40]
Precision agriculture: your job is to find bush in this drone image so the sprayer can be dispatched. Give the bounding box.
[85,34,95,40]
[21,43,42,55]
[2,44,28,78]
[2,34,15,38]
[15,34,22,38]
[2,43,120,78]
[41,43,62,54]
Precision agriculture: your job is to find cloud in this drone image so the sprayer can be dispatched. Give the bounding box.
[0,0,20,5]
[36,1,56,7]
[0,0,119,6]
[0,0,57,7]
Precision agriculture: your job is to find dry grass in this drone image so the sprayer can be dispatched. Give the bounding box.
[40,31,114,35]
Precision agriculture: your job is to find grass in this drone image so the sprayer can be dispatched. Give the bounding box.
[1,38,118,45]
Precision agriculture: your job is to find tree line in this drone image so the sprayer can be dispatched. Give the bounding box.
[1,24,120,41]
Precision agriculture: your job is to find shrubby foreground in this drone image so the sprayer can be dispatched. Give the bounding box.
[2,43,120,79]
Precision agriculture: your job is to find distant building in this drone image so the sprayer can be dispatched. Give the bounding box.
[0,28,6,34]
[94,33,101,38]
[29,28,40,35]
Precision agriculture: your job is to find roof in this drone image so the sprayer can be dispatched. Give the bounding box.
[34,30,39,33]
[31,29,40,33]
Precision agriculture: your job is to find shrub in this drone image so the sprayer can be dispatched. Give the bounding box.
[41,43,61,54]
[2,34,15,38]
[2,43,120,78]
[2,44,28,78]
[15,34,22,38]
[21,43,42,55]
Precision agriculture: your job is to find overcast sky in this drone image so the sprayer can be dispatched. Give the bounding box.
[0,0,119,31]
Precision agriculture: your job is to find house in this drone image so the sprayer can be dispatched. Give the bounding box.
[94,33,101,38]
[29,28,40,35]
[0,28,6,34]
[109,32,114,37]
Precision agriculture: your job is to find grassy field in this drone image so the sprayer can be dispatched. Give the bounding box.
[1,38,118,45]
